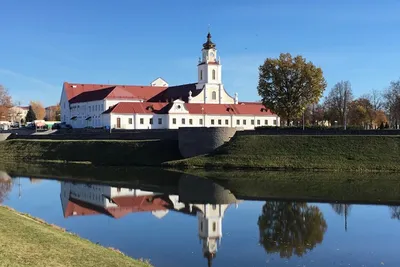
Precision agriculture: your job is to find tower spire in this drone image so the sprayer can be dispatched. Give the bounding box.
[203,29,216,49]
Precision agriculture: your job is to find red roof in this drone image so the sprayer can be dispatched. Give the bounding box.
[64,82,167,103]
[106,102,276,116]
[64,195,171,219]
[104,102,171,114]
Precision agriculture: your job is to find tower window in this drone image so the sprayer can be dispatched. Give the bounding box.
[212,91,217,100]
[213,222,216,232]
[200,70,203,80]
[212,69,216,80]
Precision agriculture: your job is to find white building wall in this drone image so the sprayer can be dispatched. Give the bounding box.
[60,89,70,124]
[110,114,134,129]
[108,113,279,130]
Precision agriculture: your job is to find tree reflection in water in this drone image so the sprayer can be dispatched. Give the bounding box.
[258,201,327,259]
[0,172,12,204]
[388,206,400,220]
[330,204,352,231]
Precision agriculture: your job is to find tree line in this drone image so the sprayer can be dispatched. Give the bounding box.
[0,84,60,123]
[258,53,400,129]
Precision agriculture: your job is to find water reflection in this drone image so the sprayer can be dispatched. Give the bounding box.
[0,171,12,203]
[331,204,352,231]
[258,202,327,259]
[388,206,400,220]
[60,175,240,266]
[4,169,400,266]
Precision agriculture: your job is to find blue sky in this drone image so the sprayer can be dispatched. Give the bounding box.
[1,0,399,106]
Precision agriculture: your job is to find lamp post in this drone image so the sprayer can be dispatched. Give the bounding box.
[201,107,205,127]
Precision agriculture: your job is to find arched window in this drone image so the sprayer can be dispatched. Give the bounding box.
[212,222,217,232]
[200,70,203,80]
[212,91,217,100]
[212,69,216,80]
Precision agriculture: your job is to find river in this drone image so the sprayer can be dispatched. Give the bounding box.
[1,170,400,267]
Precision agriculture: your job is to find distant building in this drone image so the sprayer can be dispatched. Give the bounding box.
[8,106,29,124]
[59,32,280,129]
[45,105,60,121]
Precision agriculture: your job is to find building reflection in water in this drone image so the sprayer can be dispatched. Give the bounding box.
[60,175,240,266]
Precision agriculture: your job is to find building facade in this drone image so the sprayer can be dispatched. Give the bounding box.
[60,32,280,129]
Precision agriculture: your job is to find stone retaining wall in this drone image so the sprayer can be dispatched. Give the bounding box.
[178,127,240,158]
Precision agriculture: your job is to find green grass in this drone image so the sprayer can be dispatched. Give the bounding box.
[0,206,151,267]
[165,135,400,171]
[0,139,182,166]
[0,161,183,189]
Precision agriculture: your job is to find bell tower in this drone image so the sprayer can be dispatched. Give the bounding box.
[196,32,222,90]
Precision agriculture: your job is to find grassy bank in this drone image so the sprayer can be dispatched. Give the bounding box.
[0,139,182,166]
[0,161,183,188]
[166,135,400,171]
[0,206,151,267]
[192,170,400,204]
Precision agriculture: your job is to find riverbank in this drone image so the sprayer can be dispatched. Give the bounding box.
[166,135,400,171]
[0,139,181,166]
[3,162,400,205]
[194,170,400,204]
[1,135,400,171]
[0,206,151,267]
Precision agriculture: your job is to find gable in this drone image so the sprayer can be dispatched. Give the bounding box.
[150,77,169,87]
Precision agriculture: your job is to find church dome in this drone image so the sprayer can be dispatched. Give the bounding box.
[203,32,216,49]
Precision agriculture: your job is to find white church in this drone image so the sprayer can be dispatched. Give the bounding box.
[59,32,280,130]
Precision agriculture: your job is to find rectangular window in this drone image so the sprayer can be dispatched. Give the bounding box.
[189,119,193,125]
[199,119,203,125]
[218,119,222,125]
[257,120,261,125]
[243,120,246,125]
[236,119,240,125]
[251,120,255,125]
[140,118,144,124]
[211,119,215,125]
[182,118,185,124]
[150,118,153,124]
[273,119,277,125]
[265,120,268,125]
[225,119,229,125]
[128,118,133,124]
[158,118,162,124]
[173,118,176,124]
[89,106,91,112]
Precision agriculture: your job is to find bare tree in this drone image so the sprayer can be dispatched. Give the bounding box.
[324,81,353,129]
[383,79,400,128]
[362,89,383,111]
